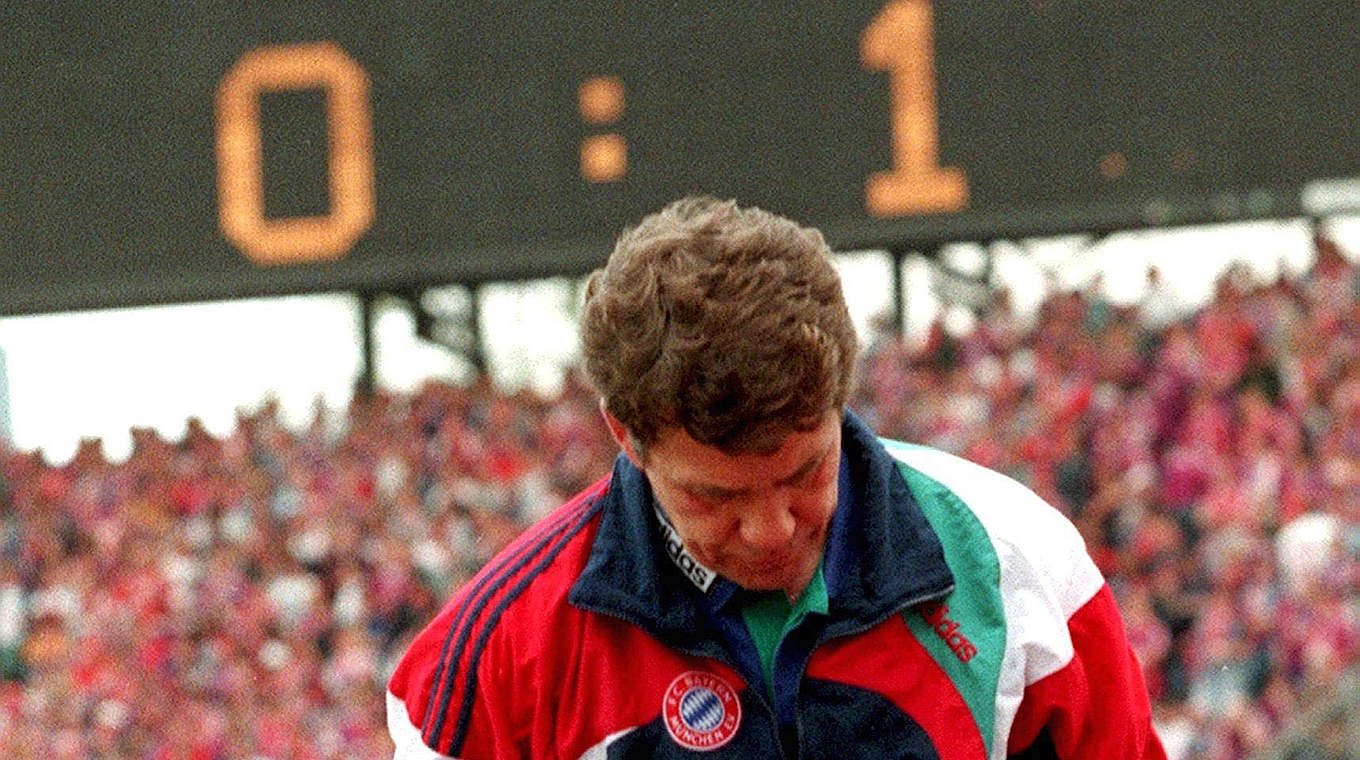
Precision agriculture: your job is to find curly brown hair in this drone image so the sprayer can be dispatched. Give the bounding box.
[579,196,858,455]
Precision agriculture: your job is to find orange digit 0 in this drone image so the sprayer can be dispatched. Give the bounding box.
[216,42,375,265]
[862,0,967,216]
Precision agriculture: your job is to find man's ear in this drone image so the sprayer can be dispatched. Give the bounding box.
[599,402,644,469]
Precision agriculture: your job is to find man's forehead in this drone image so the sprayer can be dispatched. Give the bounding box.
[652,412,841,486]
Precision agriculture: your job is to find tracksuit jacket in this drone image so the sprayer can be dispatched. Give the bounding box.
[387,411,1166,759]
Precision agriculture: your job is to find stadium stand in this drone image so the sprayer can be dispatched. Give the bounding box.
[0,244,1354,759]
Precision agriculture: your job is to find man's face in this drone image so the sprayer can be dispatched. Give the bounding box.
[608,410,842,601]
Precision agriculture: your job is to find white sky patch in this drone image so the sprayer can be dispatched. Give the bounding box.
[0,295,360,462]
[833,251,894,344]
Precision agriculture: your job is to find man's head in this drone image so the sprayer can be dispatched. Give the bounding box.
[580,197,858,597]
[580,196,858,454]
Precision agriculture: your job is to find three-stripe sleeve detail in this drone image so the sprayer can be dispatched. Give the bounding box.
[421,492,604,755]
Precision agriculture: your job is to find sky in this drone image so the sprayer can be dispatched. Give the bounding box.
[0,216,1356,464]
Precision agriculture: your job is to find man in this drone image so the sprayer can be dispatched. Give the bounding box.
[387,197,1165,759]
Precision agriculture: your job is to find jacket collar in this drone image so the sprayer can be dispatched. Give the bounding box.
[568,410,954,644]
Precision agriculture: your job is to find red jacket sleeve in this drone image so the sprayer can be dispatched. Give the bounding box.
[386,589,530,760]
[1006,585,1167,759]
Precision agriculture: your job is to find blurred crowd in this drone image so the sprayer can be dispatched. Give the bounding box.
[0,375,618,759]
[0,240,1355,760]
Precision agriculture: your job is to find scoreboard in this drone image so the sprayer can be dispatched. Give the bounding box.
[2,1,1357,315]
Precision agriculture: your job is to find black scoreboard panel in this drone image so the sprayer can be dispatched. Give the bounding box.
[2,1,1357,315]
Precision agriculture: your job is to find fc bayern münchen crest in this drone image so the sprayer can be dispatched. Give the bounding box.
[661,671,742,751]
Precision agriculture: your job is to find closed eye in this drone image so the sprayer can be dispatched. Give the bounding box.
[775,444,833,488]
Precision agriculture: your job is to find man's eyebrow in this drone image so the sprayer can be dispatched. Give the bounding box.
[685,482,750,499]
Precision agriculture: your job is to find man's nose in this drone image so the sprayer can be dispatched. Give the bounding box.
[738,494,797,549]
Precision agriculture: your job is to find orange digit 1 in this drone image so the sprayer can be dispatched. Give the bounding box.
[861,0,967,216]
[215,42,375,265]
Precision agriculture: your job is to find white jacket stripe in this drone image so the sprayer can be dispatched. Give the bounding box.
[885,443,1105,760]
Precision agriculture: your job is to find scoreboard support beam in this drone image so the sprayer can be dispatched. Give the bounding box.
[889,248,908,337]
[354,285,492,402]
[407,285,487,375]
[464,286,487,375]
[356,291,378,399]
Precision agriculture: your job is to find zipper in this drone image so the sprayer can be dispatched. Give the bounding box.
[576,579,955,760]
[788,583,956,758]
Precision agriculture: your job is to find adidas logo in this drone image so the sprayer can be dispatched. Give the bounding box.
[654,506,715,592]
[919,601,977,662]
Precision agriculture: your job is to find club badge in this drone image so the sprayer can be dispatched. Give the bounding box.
[661,671,742,751]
